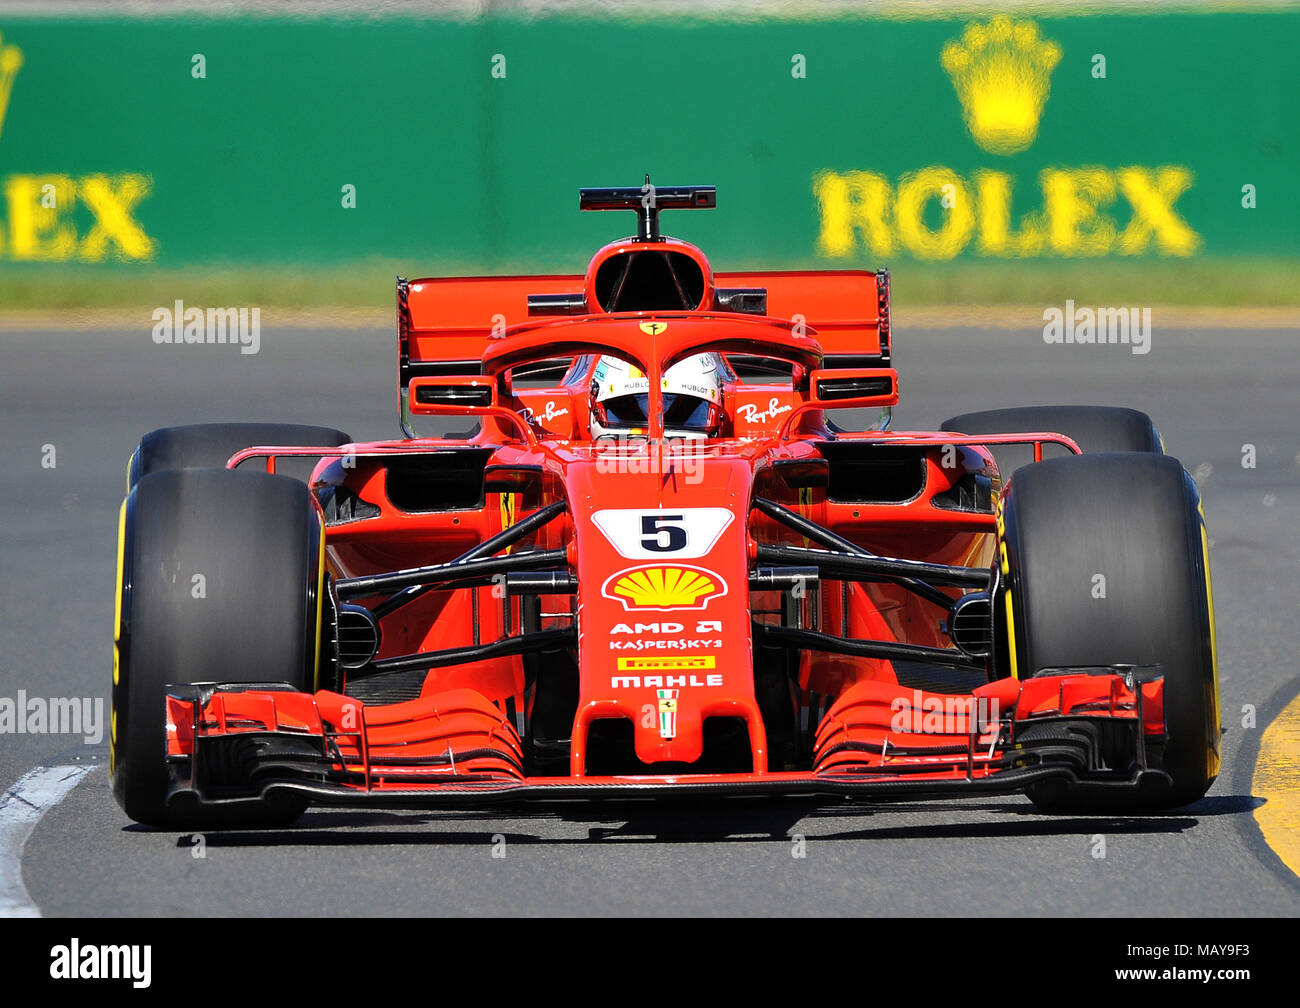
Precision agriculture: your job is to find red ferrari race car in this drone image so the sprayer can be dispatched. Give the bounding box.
[111,181,1222,828]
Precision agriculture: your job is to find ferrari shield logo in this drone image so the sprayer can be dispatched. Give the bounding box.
[657,688,679,739]
[639,321,668,335]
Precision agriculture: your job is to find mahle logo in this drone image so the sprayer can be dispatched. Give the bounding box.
[0,28,155,262]
[815,16,1200,261]
[941,16,1061,156]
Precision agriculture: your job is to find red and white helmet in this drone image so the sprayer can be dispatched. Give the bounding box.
[589,353,724,440]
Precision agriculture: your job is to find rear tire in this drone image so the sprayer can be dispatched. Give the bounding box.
[127,422,352,490]
[112,468,326,828]
[999,453,1221,812]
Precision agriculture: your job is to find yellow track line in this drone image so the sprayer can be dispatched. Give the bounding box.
[1254,689,1300,880]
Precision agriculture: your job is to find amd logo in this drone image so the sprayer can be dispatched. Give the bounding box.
[611,621,722,635]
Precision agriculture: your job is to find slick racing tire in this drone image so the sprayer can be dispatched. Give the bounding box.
[111,468,326,828]
[941,405,1161,475]
[127,422,353,490]
[999,453,1221,812]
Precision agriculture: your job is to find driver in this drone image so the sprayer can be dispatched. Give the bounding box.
[589,353,724,441]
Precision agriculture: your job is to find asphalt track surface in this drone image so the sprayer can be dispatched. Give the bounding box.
[2,319,1298,917]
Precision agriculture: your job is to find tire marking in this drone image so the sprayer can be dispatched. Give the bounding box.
[1198,518,1222,778]
[312,512,326,691]
[1003,590,1019,680]
[0,762,96,917]
[113,497,126,689]
[1254,691,1300,880]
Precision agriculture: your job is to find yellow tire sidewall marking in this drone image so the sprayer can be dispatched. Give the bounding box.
[1004,589,1020,680]
[996,492,1017,679]
[312,514,326,692]
[111,497,127,775]
[1199,517,1222,777]
[113,498,126,687]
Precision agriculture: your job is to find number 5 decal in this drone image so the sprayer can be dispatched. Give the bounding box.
[641,514,686,552]
[592,508,734,560]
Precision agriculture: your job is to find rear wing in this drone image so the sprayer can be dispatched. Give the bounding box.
[712,269,891,369]
[398,274,584,389]
[398,267,891,392]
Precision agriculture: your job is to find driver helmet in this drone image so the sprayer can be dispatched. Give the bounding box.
[589,353,724,441]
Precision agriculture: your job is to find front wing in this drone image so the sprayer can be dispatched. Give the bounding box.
[163,668,1170,810]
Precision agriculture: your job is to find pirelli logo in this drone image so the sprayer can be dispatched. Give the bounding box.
[615,656,716,672]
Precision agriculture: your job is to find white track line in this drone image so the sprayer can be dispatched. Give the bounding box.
[0,763,96,917]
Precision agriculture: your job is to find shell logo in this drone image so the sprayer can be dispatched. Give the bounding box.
[601,564,727,612]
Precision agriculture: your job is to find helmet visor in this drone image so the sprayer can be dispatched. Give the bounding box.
[664,394,717,431]
[600,394,650,426]
[599,393,718,433]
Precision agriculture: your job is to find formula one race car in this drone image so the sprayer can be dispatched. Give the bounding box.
[111,180,1221,827]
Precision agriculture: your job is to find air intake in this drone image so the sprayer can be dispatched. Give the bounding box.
[948,591,993,659]
[337,604,381,669]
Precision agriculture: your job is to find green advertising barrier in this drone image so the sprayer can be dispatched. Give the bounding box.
[0,11,1295,282]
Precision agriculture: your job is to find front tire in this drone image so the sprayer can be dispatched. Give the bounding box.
[112,468,326,827]
[941,405,1161,475]
[999,453,1220,811]
[127,422,352,490]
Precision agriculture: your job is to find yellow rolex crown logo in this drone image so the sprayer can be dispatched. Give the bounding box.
[604,565,725,611]
[941,16,1061,156]
[0,31,24,146]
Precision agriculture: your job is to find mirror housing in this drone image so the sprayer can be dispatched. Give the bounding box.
[408,376,497,412]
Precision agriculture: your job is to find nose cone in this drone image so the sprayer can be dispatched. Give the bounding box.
[562,449,767,774]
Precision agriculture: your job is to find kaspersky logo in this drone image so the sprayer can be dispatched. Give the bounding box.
[815,16,1200,260]
[601,564,727,612]
[0,28,155,262]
